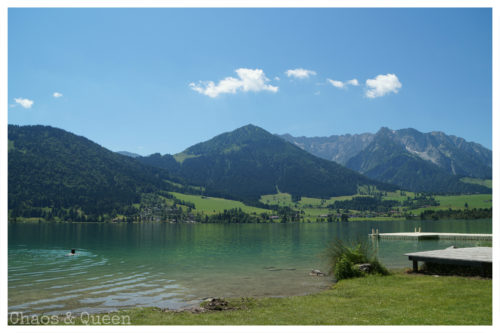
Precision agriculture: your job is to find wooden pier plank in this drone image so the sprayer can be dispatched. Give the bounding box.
[405,247,492,273]
[405,247,492,263]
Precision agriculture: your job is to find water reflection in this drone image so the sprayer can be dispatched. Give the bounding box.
[8,219,491,315]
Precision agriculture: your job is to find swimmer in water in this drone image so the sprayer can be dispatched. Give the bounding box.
[67,248,77,256]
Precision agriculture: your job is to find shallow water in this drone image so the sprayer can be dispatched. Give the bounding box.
[8,219,491,315]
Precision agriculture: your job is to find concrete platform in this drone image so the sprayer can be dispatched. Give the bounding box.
[370,232,492,241]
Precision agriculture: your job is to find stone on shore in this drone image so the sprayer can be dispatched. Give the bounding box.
[309,269,326,276]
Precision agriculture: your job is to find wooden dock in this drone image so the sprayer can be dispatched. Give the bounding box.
[405,246,492,273]
[370,232,492,241]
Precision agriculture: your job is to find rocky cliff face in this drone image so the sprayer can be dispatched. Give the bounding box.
[280,127,491,194]
[279,132,374,165]
[281,127,491,179]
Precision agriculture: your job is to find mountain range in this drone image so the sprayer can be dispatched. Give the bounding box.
[8,124,490,220]
[137,124,395,203]
[280,127,491,193]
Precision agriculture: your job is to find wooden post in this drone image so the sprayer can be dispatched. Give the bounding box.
[413,260,418,272]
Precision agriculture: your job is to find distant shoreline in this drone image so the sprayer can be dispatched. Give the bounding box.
[8,215,492,224]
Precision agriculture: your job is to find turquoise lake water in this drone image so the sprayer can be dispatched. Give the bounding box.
[8,219,491,315]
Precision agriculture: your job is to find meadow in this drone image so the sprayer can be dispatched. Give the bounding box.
[460,177,492,188]
[408,194,492,215]
[63,273,492,325]
[259,190,492,222]
[170,192,271,215]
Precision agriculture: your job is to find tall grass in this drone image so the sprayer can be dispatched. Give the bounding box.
[324,238,389,280]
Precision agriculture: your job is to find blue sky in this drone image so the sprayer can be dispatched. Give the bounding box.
[8,8,492,155]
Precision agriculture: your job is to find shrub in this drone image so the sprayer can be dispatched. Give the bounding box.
[324,238,389,281]
[334,254,364,280]
[368,259,390,276]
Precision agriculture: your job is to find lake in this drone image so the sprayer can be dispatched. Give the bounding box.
[8,219,491,315]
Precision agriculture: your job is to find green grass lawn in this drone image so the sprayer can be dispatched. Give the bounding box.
[302,207,331,218]
[348,216,405,222]
[260,192,294,206]
[383,190,416,202]
[260,194,347,220]
[460,177,492,189]
[171,192,271,215]
[261,190,413,210]
[170,188,495,222]
[409,194,492,215]
[259,190,411,221]
[436,194,492,209]
[322,194,365,206]
[66,273,491,325]
[172,152,199,163]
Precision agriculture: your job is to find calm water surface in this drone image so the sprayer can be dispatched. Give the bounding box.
[8,219,491,315]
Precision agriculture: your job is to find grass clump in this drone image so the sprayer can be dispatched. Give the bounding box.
[324,239,389,280]
[334,255,364,280]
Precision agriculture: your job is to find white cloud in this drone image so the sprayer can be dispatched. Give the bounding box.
[327,79,345,88]
[346,79,359,86]
[365,73,402,98]
[189,68,278,98]
[327,78,359,89]
[285,68,316,79]
[14,98,34,109]
[53,92,63,98]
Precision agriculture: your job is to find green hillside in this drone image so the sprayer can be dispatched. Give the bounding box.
[460,177,492,188]
[139,124,397,203]
[8,124,491,224]
[170,192,271,215]
[260,190,492,222]
[8,125,193,221]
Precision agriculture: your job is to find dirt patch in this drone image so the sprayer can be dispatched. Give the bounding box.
[202,298,232,311]
[163,297,253,314]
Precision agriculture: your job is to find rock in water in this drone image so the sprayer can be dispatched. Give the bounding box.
[309,269,326,276]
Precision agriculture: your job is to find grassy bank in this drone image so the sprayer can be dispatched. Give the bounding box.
[260,190,492,222]
[408,194,492,215]
[70,273,491,325]
[170,192,271,215]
